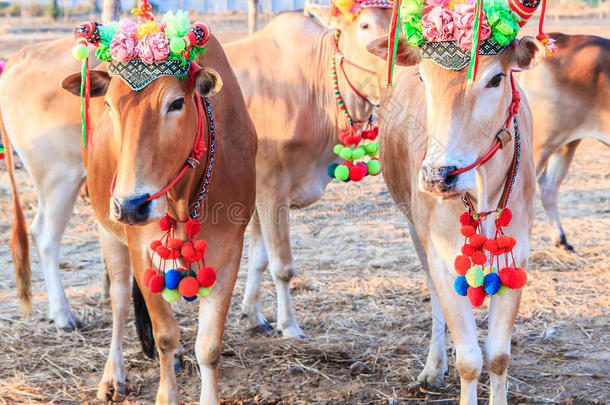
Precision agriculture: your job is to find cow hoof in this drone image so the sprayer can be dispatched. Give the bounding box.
[554,234,574,252]
[247,320,275,336]
[408,368,445,392]
[97,380,128,402]
[53,309,84,332]
[279,325,305,339]
[174,357,184,373]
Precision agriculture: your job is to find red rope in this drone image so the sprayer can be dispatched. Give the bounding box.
[339,58,370,102]
[386,0,400,87]
[84,58,90,148]
[331,31,376,75]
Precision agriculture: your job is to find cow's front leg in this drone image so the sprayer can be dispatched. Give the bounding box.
[428,253,482,405]
[97,226,131,402]
[258,198,303,338]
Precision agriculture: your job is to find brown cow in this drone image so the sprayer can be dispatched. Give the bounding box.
[57,36,256,403]
[225,7,392,337]
[368,36,543,403]
[518,33,610,250]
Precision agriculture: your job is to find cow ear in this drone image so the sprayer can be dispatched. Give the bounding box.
[367,36,420,66]
[510,36,545,70]
[194,67,223,97]
[61,70,110,97]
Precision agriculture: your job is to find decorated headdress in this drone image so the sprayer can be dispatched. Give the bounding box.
[72,0,211,147]
[331,0,394,20]
[386,0,555,85]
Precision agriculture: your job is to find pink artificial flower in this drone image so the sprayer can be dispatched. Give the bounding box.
[136,32,170,64]
[421,6,455,42]
[452,4,491,50]
[110,30,138,61]
[118,18,137,38]
[426,0,450,7]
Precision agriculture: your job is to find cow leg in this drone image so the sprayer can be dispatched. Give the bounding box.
[537,140,581,251]
[240,209,274,334]
[29,167,86,331]
[128,242,180,405]
[196,245,242,405]
[258,200,303,337]
[428,252,482,404]
[97,226,131,402]
[407,222,447,389]
[485,288,521,405]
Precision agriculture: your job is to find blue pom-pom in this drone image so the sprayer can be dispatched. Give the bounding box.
[327,163,339,178]
[454,275,469,296]
[183,295,198,302]
[165,269,182,290]
[484,273,501,295]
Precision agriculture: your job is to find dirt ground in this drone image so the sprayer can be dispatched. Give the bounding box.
[0,13,609,405]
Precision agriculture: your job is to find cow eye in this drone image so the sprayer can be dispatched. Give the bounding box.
[486,73,504,88]
[168,97,184,112]
[360,22,369,30]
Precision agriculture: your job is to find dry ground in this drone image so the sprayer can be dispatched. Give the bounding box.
[0,13,608,405]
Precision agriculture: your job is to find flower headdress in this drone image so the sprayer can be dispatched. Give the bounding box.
[71,0,211,147]
[387,0,555,84]
[331,0,394,21]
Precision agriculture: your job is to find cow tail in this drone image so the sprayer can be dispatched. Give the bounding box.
[132,277,156,359]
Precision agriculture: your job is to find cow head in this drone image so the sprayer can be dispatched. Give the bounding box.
[368,36,543,198]
[309,4,392,104]
[61,66,222,225]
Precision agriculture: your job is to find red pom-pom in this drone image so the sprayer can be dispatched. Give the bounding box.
[514,267,527,289]
[197,266,216,288]
[467,286,486,307]
[170,249,181,260]
[149,274,165,293]
[349,166,365,182]
[194,239,208,252]
[497,235,516,252]
[156,245,170,259]
[461,225,476,237]
[150,240,162,251]
[179,276,200,298]
[343,161,354,168]
[496,208,512,227]
[454,255,471,275]
[192,250,204,262]
[472,250,487,265]
[181,243,195,260]
[167,238,183,249]
[186,219,201,237]
[339,132,348,143]
[499,267,518,289]
[459,212,478,227]
[469,234,487,248]
[483,239,499,254]
[461,243,475,257]
[142,267,157,287]
[159,215,175,231]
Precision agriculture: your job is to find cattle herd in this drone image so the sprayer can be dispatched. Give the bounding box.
[0,1,608,404]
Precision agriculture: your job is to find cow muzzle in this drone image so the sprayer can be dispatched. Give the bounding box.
[111,194,152,225]
[420,165,460,197]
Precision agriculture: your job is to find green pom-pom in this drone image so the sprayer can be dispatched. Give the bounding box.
[466,266,485,288]
[162,287,181,303]
[352,147,366,160]
[496,285,510,296]
[366,143,379,155]
[334,165,350,181]
[197,286,212,298]
[170,38,186,54]
[333,144,344,155]
[73,44,89,60]
[339,148,353,161]
[367,160,381,175]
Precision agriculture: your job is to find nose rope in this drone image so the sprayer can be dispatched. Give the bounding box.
[110,63,210,203]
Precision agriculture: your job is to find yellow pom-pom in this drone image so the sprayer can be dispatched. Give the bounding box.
[465,265,484,288]
[496,285,510,296]
[72,43,89,60]
[197,286,212,298]
[334,0,355,14]
[137,21,161,39]
[161,287,181,303]
[484,265,498,275]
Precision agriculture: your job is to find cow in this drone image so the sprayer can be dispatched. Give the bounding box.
[367,35,543,403]
[518,33,610,250]
[225,6,393,337]
[57,34,256,403]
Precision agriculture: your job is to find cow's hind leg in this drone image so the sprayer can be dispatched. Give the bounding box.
[240,209,273,334]
[407,222,448,390]
[29,165,86,331]
[537,140,580,251]
[97,225,131,402]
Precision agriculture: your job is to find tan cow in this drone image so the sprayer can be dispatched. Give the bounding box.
[57,36,257,403]
[519,33,610,250]
[224,7,392,337]
[368,36,542,403]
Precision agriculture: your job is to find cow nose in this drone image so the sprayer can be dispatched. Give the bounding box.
[112,194,152,225]
[421,165,458,193]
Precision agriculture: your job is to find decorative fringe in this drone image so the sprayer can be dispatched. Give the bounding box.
[79,57,90,148]
[387,0,402,88]
[467,0,484,84]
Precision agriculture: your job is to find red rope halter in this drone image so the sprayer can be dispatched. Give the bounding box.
[332,30,377,103]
